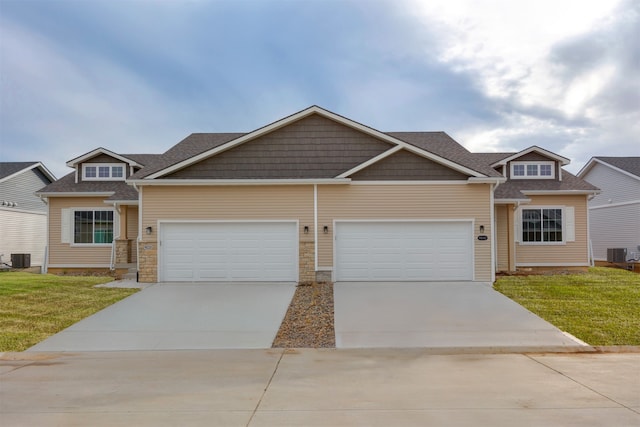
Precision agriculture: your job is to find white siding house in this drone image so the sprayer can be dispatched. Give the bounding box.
[0,162,56,268]
[578,157,640,262]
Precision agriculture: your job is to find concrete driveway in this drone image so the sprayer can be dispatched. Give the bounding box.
[28,282,296,352]
[334,282,587,349]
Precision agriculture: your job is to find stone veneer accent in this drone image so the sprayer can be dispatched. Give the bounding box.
[299,241,315,283]
[114,239,131,264]
[137,241,157,283]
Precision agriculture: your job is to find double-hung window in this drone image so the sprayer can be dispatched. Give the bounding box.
[522,208,563,243]
[74,210,114,244]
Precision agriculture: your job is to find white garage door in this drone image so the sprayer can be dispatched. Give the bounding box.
[160,222,298,282]
[335,221,473,281]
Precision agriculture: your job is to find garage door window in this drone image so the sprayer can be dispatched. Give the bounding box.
[74,210,114,244]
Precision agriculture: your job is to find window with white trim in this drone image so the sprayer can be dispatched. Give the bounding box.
[522,208,562,242]
[74,210,114,244]
[510,161,555,179]
[82,163,125,181]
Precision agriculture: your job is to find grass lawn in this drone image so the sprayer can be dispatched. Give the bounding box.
[0,272,137,351]
[494,267,640,346]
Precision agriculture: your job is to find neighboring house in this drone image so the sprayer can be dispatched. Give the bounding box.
[577,157,640,262]
[0,162,56,267]
[37,106,599,282]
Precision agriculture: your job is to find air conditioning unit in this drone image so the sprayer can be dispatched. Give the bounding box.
[607,248,627,263]
[11,253,31,269]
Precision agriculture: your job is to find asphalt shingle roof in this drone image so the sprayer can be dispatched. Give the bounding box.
[595,157,640,178]
[0,162,39,180]
[494,170,599,200]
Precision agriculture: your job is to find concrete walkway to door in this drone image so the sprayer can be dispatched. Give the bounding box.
[28,282,296,352]
[334,282,588,350]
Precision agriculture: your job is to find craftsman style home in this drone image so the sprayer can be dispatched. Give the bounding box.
[37,106,599,282]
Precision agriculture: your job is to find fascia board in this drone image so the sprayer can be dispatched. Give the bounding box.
[336,146,403,178]
[66,148,143,168]
[104,200,139,205]
[467,177,506,184]
[494,198,532,204]
[521,190,601,196]
[576,157,597,178]
[128,178,352,186]
[34,192,115,197]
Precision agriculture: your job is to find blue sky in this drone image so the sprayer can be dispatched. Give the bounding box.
[1,0,638,179]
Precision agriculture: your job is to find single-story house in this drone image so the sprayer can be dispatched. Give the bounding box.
[0,162,56,268]
[577,157,640,262]
[37,106,599,282]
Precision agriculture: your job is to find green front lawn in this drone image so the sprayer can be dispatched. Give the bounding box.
[494,267,640,346]
[0,272,137,351]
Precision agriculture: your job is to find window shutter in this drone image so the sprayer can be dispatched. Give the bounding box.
[61,209,71,243]
[514,208,521,243]
[565,206,575,242]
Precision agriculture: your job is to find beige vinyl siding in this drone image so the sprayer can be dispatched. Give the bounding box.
[495,205,509,272]
[317,184,493,282]
[515,195,589,266]
[141,185,314,243]
[48,197,113,266]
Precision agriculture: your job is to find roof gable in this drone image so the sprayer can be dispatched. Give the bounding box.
[490,146,570,167]
[141,106,491,181]
[578,157,640,181]
[0,162,56,183]
[164,114,393,179]
[349,148,469,181]
[67,148,144,168]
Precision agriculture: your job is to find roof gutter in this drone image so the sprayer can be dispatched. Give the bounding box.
[467,177,506,184]
[127,178,353,186]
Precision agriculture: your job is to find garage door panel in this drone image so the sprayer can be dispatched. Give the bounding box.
[161,222,297,282]
[335,221,473,281]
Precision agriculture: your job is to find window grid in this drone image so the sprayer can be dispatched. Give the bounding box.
[82,163,126,180]
[522,208,562,243]
[74,210,114,244]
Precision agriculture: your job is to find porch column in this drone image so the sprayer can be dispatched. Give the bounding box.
[115,205,130,265]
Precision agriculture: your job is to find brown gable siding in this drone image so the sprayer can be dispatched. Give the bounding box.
[506,152,560,181]
[350,149,469,180]
[80,154,131,183]
[164,114,393,179]
[517,152,555,162]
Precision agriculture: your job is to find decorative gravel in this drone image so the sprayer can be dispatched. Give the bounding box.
[272,282,336,348]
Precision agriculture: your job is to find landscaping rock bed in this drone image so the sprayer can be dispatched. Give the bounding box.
[272,282,335,348]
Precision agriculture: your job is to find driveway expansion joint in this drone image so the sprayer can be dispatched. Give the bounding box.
[246,349,285,426]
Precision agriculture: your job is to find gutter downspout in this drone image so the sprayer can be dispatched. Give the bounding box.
[314,184,318,273]
[38,195,49,274]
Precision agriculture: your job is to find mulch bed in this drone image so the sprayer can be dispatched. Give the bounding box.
[272,282,336,348]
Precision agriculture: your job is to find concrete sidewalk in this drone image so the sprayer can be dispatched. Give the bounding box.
[1,349,638,426]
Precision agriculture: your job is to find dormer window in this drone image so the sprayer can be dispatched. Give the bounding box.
[511,161,555,179]
[83,163,125,181]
